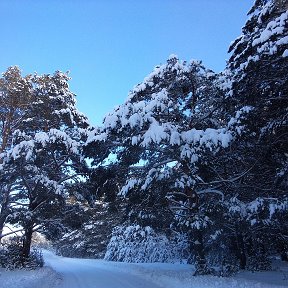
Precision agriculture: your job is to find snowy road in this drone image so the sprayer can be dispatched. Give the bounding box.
[43,251,162,288]
[1,251,286,288]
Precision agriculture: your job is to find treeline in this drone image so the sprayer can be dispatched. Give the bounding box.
[0,0,287,275]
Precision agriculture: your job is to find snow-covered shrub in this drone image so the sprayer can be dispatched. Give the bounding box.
[27,248,44,269]
[0,246,8,267]
[246,246,272,272]
[0,238,43,270]
[104,224,188,263]
[206,248,239,277]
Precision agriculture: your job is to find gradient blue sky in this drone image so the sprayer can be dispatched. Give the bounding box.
[0,0,253,125]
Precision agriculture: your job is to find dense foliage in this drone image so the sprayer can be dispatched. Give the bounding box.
[0,68,89,265]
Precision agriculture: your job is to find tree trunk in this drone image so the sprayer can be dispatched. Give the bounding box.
[0,110,14,156]
[281,251,288,261]
[279,241,288,261]
[0,188,10,242]
[22,222,34,259]
[236,232,247,269]
[190,230,209,275]
[0,215,6,242]
[181,169,209,275]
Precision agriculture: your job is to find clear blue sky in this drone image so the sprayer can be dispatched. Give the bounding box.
[0,0,253,125]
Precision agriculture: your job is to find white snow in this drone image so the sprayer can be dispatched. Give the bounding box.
[141,122,168,146]
[168,54,179,60]
[181,128,232,149]
[283,49,288,57]
[0,266,61,288]
[170,131,181,145]
[104,224,186,263]
[131,135,140,145]
[103,113,119,129]
[119,178,139,196]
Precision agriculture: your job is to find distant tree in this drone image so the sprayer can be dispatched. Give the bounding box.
[54,200,123,259]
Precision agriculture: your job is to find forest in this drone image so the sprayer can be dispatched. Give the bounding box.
[0,0,287,276]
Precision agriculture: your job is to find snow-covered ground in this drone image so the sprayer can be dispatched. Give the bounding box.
[0,265,61,288]
[1,250,288,288]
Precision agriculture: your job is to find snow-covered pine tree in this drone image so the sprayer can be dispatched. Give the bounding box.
[225,0,288,267]
[0,67,34,239]
[0,68,89,260]
[86,55,250,274]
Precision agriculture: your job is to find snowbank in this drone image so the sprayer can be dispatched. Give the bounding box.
[0,266,61,288]
[106,260,288,288]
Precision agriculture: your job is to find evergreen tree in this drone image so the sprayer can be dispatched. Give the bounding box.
[0,67,34,239]
[86,55,250,274]
[225,0,288,267]
[0,68,89,261]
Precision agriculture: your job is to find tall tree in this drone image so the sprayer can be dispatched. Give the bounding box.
[0,66,34,240]
[86,55,250,274]
[225,0,288,266]
[0,68,89,260]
